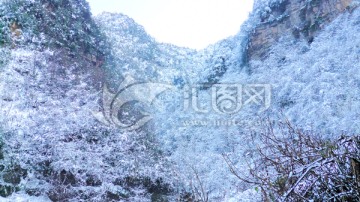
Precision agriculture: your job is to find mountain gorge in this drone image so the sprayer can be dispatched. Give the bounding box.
[0,0,359,201]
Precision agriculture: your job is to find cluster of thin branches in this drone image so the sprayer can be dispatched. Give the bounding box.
[224,119,360,201]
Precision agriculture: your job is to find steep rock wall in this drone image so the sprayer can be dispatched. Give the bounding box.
[248,0,354,60]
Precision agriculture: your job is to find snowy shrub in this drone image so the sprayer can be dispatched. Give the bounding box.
[0,48,10,69]
[0,129,27,198]
[0,0,108,57]
[0,15,9,46]
[225,119,360,201]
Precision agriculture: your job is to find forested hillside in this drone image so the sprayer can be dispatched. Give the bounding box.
[0,0,359,201]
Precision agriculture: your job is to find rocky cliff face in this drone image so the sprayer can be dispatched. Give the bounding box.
[248,0,356,60]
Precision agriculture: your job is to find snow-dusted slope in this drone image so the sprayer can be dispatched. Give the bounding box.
[224,6,360,135]
[0,1,174,201]
[95,12,195,87]
[0,0,359,201]
[136,1,360,200]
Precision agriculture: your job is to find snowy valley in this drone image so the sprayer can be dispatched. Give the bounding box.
[0,0,359,201]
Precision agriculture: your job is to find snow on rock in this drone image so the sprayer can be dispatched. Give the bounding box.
[0,193,51,202]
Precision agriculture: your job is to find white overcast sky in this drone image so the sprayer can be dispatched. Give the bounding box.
[87,0,254,50]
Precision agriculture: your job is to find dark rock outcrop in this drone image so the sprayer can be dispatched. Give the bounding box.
[248,0,355,60]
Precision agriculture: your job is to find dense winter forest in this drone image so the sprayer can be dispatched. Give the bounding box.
[0,0,359,201]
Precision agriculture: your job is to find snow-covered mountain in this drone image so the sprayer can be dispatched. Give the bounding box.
[0,0,359,201]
